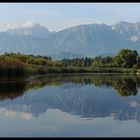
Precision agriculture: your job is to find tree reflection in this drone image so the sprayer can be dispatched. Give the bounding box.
[0,74,140,101]
[0,81,27,100]
[113,78,138,96]
[57,74,140,97]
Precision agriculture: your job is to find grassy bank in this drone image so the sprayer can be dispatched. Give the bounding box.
[24,65,138,75]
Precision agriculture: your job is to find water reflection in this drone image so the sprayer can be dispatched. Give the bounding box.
[0,74,140,122]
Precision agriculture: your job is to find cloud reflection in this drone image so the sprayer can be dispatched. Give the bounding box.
[0,108,32,120]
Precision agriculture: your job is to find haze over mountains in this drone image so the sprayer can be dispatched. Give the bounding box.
[0,21,140,59]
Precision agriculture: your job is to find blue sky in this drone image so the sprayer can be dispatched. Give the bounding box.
[0,3,140,31]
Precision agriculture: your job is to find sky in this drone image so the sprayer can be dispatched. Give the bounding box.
[0,3,140,32]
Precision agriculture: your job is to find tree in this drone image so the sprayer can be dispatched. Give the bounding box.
[114,49,138,68]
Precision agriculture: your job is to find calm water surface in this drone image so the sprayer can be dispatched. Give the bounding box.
[0,74,140,137]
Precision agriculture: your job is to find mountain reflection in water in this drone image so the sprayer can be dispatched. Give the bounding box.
[0,74,140,122]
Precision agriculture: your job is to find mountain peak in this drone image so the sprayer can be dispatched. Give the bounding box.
[116,21,129,24]
[112,21,132,27]
[21,21,38,28]
[112,21,140,39]
[113,21,140,26]
[6,21,53,38]
[20,22,47,30]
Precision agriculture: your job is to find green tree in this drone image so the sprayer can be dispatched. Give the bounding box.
[114,49,138,68]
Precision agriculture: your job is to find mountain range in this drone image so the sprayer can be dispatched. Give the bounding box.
[0,21,140,59]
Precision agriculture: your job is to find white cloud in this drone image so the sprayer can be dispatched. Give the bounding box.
[6,23,18,29]
[2,21,36,30]
[21,21,36,28]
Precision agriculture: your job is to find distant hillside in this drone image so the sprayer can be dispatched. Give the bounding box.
[51,52,85,60]
[0,21,140,59]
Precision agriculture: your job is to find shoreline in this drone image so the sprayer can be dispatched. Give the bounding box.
[27,72,139,81]
[0,72,138,83]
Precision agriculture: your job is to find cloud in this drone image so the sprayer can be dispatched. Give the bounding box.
[3,21,37,30]
[21,21,36,28]
[5,23,18,29]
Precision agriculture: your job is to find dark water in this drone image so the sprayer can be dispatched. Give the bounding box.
[0,73,140,137]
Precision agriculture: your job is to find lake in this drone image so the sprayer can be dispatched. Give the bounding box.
[0,73,140,137]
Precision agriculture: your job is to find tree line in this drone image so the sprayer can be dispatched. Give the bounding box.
[62,49,140,68]
[0,48,140,77]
